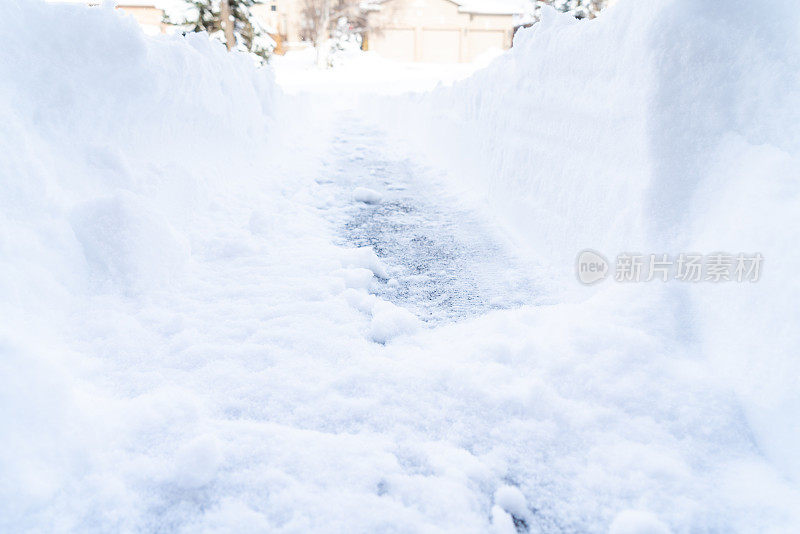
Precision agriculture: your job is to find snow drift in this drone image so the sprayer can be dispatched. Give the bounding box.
[1,0,280,298]
[0,1,284,529]
[380,0,800,488]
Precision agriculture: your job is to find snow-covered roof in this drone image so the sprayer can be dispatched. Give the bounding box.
[47,0,183,8]
[120,0,183,8]
[366,0,529,16]
[452,0,529,16]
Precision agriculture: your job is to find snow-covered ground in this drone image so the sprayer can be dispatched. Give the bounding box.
[271,47,492,95]
[2,0,800,533]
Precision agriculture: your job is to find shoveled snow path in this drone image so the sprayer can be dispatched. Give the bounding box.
[318,115,547,325]
[10,99,798,534]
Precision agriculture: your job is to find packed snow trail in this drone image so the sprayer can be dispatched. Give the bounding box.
[320,115,546,324]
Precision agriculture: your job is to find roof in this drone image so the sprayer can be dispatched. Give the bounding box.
[452,0,530,15]
[368,0,530,16]
[46,0,182,8]
[118,0,182,7]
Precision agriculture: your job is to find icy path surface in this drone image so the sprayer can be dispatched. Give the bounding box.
[320,116,545,324]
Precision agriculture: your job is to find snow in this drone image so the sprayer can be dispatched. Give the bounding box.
[369,299,422,343]
[609,510,671,534]
[2,0,800,532]
[338,246,390,279]
[493,485,529,520]
[271,47,483,95]
[352,186,383,204]
[455,0,530,16]
[375,0,800,494]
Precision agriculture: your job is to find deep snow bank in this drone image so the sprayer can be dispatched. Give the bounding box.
[385,0,800,262]
[0,0,285,528]
[1,0,280,299]
[379,0,800,483]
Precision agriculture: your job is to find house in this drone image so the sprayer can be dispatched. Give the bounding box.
[115,1,169,35]
[251,0,307,54]
[48,0,169,35]
[365,0,527,63]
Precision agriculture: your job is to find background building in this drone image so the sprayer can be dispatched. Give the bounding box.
[49,0,170,35]
[251,0,307,54]
[365,0,527,63]
[116,1,168,35]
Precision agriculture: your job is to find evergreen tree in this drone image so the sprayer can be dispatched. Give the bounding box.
[548,0,609,19]
[172,1,274,63]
